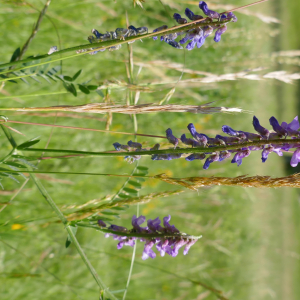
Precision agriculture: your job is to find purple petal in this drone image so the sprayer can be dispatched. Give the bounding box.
[183,239,197,255]
[186,39,197,50]
[199,1,220,19]
[214,25,227,42]
[291,148,300,167]
[269,116,288,137]
[253,116,270,139]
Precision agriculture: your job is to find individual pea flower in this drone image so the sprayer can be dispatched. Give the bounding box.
[203,152,219,169]
[127,140,142,149]
[48,46,58,55]
[128,25,148,35]
[227,12,238,22]
[214,25,227,42]
[132,215,148,233]
[218,150,231,161]
[185,8,204,21]
[187,123,208,146]
[151,154,170,161]
[97,219,107,227]
[206,136,226,146]
[113,142,130,151]
[124,154,141,164]
[290,148,300,167]
[261,145,275,162]
[168,153,182,159]
[281,116,300,138]
[181,134,201,147]
[166,128,179,148]
[152,25,168,40]
[163,215,180,233]
[185,153,206,161]
[231,149,251,166]
[215,134,240,144]
[199,1,220,19]
[115,28,130,39]
[165,38,183,49]
[269,116,288,138]
[252,116,270,139]
[173,13,187,24]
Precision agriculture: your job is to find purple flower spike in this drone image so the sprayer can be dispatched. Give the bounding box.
[203,153,219,169]
[269,116,288,137]
[214,25,227,42]
[183,239,198,255]
[261,145,274,163]
[290,148,300,167]
[227,12,238,22]
[253,116,270,139]
[199,1,220,19]
[166,128,179,148]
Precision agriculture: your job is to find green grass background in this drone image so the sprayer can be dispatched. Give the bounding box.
[0,0,300,299]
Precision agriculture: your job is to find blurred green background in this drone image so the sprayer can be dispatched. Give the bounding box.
[0,0,300,299]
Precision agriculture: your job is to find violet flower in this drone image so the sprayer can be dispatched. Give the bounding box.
[152,25,168,40]
[185,8,204,21]
[253,116,270,139]
[214,25,227,42]
[290,148,300,167]
[199,1,220,19]
[128,140,142,149]
[187,123,208,146]
[269,116,288,137]
[173,13,187,24]
[181,134,201,147]
[227,12,238,22]
[231,149,251,166]
[203,152,219,169]
[166,128,179,148]
[261,145,274,163]
[281,116,300,138]
[185,153,206,161]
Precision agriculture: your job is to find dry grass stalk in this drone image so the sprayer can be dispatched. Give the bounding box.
[3,102,244,114]
[154,173,300,191]
[64,190,184,221]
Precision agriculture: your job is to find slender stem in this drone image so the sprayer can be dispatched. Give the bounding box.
[0,0,267,73]
[0,72,38,83]
[18,138,300,157]
[15,0,52,62]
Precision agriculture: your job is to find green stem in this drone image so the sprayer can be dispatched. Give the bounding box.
[0,72,38,83]
[19,138,300,157]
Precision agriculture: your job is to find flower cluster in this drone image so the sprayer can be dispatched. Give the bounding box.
[98,215,200,260]
[78,25,148,55]
[153,1,237,50]
[113,116,300,169]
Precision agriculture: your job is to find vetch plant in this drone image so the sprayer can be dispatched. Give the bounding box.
[98,215,201,260]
